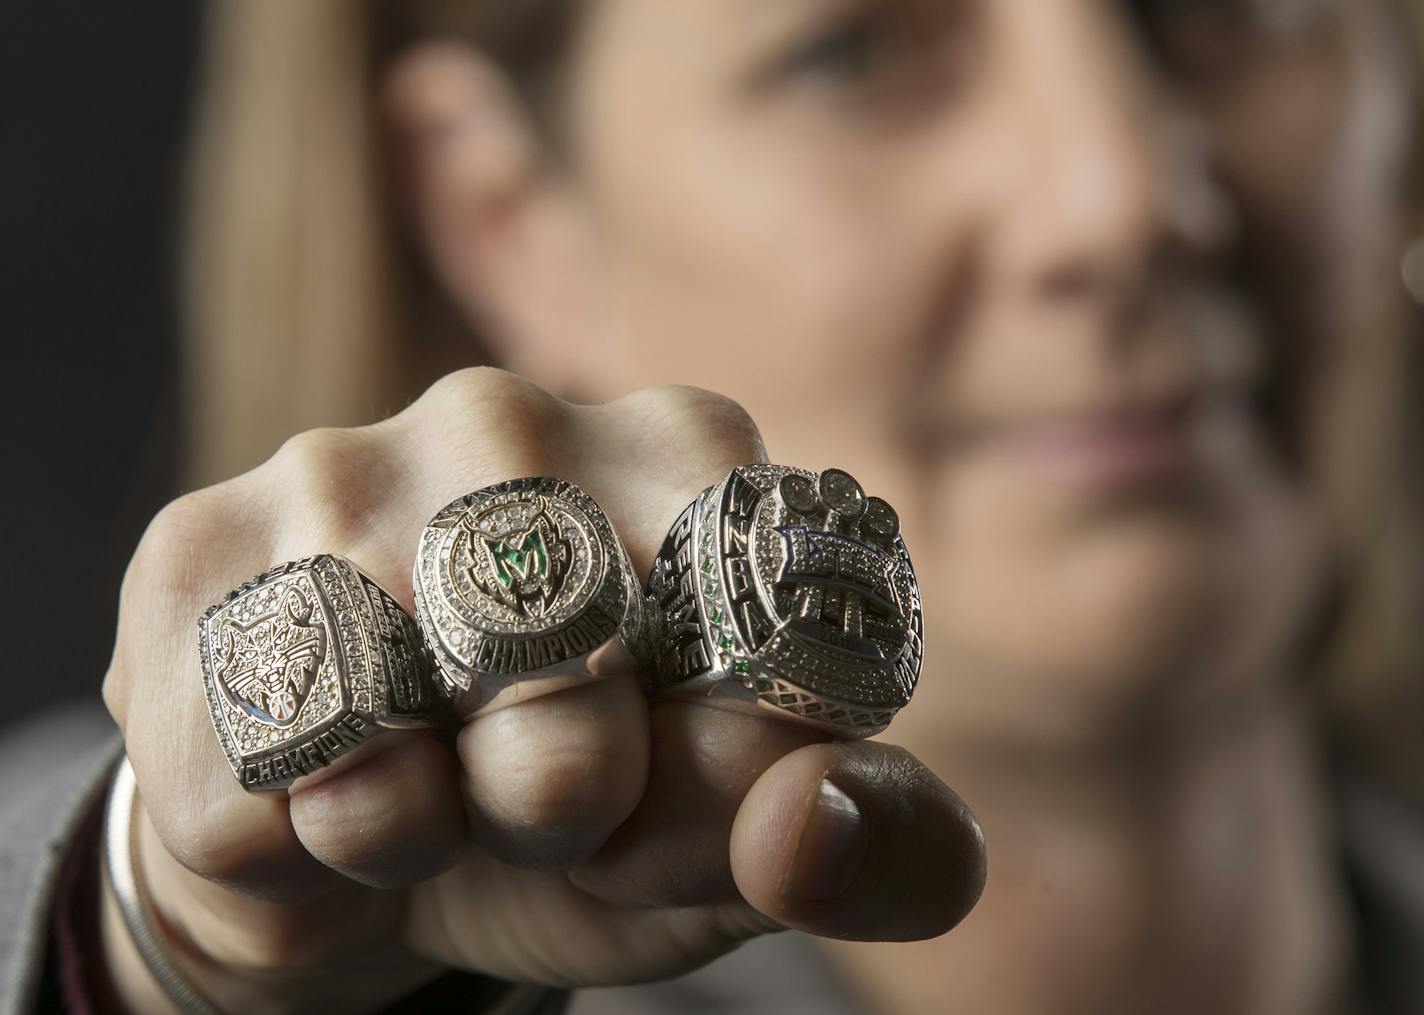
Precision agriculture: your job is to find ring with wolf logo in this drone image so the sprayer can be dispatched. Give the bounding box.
[646,465,922,737]
[413,477,639,707]
[198,555,442,792]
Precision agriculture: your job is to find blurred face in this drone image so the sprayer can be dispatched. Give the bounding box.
[400,0,1412,748]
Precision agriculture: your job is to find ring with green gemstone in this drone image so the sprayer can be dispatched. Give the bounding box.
[645,465,922,738]
[412,477,642,714]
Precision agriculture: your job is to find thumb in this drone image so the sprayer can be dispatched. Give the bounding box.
[730,741,987,942]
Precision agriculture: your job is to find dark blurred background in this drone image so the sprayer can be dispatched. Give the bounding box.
[1,2,202,720]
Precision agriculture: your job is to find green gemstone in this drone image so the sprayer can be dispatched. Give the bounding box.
[719,634,734,651]
[733,659,751,675]
[700,556,714,574]
[485,528,549,590]
[709,607,724,624]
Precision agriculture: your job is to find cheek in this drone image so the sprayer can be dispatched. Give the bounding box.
[933,469,1220,682]
[916,425,1325,713]
[589,121,957,448]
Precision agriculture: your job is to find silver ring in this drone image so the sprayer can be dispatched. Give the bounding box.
[646,465,922,738]
[412,477,642,712]
[198,555,442,792]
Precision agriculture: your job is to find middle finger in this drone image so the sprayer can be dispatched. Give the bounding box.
[440,383,774,869]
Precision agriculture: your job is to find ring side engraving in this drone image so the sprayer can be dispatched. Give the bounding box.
[199,555,440,791]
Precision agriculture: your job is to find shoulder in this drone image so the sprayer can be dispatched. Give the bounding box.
[0,699,120,1015]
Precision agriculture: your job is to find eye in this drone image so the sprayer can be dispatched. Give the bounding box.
[779,11,908,88]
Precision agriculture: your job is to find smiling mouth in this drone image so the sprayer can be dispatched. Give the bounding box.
[931,388,1254,493]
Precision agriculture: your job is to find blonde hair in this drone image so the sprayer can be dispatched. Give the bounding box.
[183,0,571,487]
[186,2,398,487]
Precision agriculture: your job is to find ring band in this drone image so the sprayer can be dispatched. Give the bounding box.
[646,465,922,737]
[198,555,442,792]
[412,477,643,712]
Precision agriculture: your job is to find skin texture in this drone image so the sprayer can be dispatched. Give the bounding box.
[106,0,1412,1012]
[102,374,985,1013]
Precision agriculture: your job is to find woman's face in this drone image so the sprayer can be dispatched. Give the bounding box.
[410,0,1411,747]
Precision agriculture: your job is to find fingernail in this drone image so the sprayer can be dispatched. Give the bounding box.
[782,778,868,904]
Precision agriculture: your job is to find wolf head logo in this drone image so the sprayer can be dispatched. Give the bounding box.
[465,498,572,619]
[214,586,327,727]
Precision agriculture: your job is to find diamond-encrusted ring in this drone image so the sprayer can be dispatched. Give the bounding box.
[412,477,644,714]
[198,555,443,792]
[645,465,923,738]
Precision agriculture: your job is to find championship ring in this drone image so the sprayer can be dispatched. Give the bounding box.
[198,555,442,792]
[646,465,922,737]
[412,477,642,712]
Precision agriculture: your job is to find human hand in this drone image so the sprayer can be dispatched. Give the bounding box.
[101,369,986,1013]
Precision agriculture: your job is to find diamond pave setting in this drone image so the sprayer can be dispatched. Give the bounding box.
[198,555,439,791]
[413,477,634,702]
[647,465,923,737]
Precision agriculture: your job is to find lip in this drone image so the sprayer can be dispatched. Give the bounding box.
[933,391,1231,492]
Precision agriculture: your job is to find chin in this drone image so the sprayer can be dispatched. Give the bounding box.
[932,508,1265,723]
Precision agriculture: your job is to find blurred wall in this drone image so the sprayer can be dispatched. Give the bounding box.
[0,2,201,721]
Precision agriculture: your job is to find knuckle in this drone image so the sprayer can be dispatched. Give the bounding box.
[165,821,253,885]
[270,426,362,475]
[127,488,232,603]
[405,368,571,488]
[503,743,631,830]
[269,427,377,495]
[268,427,387,544]
[100,663,127,728]
[139,780,234,878]
[470,728,643,848]
[418,367,567,432]
[154,795,326,908]
[622,386,766,465]
[113,482,269,733]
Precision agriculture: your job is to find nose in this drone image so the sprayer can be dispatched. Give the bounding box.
[982,1,1231,318]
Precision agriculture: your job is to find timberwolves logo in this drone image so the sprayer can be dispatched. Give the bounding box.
[213,585,327,727]
[462,498,573,620]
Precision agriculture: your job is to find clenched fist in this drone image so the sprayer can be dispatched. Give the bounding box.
[101,369,986,1014]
